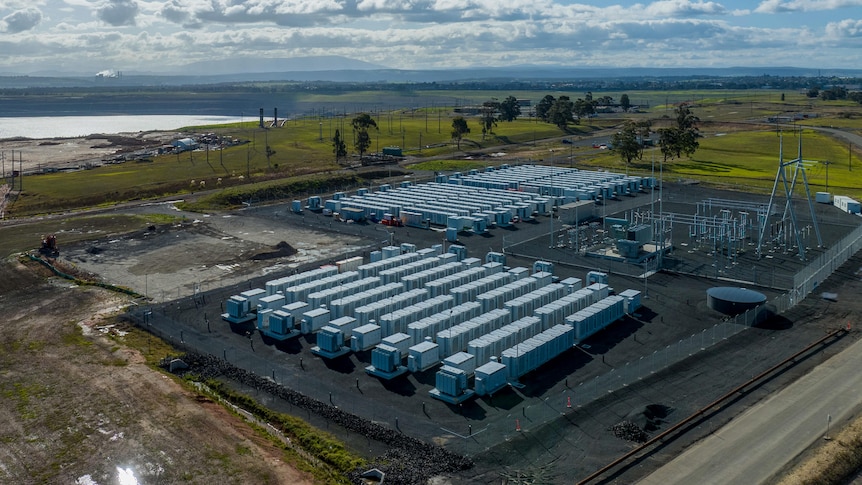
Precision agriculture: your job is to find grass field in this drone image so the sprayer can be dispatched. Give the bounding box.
[8,89,862,215]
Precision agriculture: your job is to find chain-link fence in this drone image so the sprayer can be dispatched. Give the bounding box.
[794,223,862,298]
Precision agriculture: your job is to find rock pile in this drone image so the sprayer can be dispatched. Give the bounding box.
[609,420,649,443]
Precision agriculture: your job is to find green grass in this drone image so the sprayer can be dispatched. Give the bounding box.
[579,129,862,199]
[9,90,862,215]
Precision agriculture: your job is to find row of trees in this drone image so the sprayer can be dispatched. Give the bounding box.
[611,104,700,172]
[335,99,697,168]
[536,93,633,129]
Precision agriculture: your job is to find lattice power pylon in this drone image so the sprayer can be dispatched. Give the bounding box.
[756,130,823,260]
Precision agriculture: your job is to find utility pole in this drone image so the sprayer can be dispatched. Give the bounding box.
[822,160,832,191]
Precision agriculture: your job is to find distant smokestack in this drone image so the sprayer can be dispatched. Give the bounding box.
[274,108,278,127]
[259,108,264,128]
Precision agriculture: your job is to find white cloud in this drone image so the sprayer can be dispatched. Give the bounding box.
[826,18,862,38]
[1,8,43,33]
[755,0,862,13]
[645,0,728,17]
[98,0,139,26]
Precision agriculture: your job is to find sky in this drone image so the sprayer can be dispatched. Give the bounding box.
[0,0,861,75]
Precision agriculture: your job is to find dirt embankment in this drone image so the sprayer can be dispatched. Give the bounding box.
[0,258,312,484]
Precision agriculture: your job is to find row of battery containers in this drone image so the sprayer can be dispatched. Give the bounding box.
[363,285,639,381]
[565,295,626,341]
[430,283,612,388]
[228,245,468,323]
[314,255,488,325]
[501,325,576,380]
[351,268,558,360]
[225,266,337,320]
[435,325,575,396]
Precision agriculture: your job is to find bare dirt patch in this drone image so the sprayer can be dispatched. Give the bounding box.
[0,258,312,485]
[60,212,368,302]
[0,131,181,174]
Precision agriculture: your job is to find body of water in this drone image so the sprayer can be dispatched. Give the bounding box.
[0,115,243,139]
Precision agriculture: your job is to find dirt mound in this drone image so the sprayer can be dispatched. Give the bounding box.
[251,241,297,261]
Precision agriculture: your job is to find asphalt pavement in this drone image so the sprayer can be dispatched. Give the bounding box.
[637,333,862,485]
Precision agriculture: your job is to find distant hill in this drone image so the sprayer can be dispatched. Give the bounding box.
[1,60,861,89]
[153,56,389,76]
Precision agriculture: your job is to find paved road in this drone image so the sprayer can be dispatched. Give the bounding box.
[637,333,862,485]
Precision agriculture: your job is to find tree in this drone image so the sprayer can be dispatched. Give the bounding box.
[658,103,700,163]
[573,97,596,122]
[351,113,378,159]
[620,94,631,112]
[480,99,499,140]
[451,116,470,150]
[820,86,848,101]
[806,87,820,98]
[548,96,574,129]
[536,95,556,122]
[499,96,521,122]
[332,129,347,160]
[611,120,651,173]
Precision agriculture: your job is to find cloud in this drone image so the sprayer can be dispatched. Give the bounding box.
[826,18,862,38]
[2,8,43,33]
[645,0,728,17]
[98,0,139,26]
[755,0,862,13]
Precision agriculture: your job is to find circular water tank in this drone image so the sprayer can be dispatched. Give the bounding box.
[707,287,766,315]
